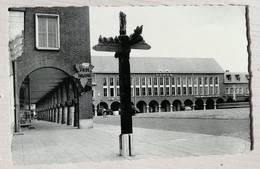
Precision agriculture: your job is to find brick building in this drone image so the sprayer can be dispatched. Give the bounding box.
[224,72,250,102]
[91,56,249,116]
[9,7,93,132]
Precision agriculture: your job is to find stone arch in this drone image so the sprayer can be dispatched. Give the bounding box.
[111,101,120,111]
[161,100,171,112]
[173,100,182,111]
[137,101,147,113]
[206,98,214,109]
[245,98,250,102]
[216,98,224,104]
[184,99,193,108]
[227,97,233,103]
[19,67,79,125]
[149,100,159,113]
[195,99,204,110]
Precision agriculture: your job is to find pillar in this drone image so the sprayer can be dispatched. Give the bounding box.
[158,104,161,112]
[63,106,68,125]
[146,105,149,113]
[94,107,97,116]
[170,104,173,112]
[69,106,75,126]
[58,107,62,123]
[203,103,206,110]
[192,104,196,111]
[67,82,74,125]
[214,102,217,109]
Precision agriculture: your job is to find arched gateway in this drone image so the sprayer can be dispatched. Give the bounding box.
[12,7,93,132]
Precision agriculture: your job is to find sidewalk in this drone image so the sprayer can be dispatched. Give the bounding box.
[11,120,250,166]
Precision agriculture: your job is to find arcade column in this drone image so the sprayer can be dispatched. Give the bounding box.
[146,105,149,113]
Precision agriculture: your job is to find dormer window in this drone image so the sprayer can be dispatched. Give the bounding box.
[226,74,232,81]
[245,74,250,80]
[235,74,240,81]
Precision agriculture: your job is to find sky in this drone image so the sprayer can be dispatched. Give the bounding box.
[89,6,248,72]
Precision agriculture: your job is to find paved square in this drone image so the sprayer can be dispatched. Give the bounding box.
[11,120,250,166]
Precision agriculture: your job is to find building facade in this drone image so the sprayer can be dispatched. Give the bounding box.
[224,72,250,102]
[91,56,249,115]
[9,7,93,132]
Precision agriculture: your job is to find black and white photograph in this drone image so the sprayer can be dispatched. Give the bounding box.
[6,4,254,168]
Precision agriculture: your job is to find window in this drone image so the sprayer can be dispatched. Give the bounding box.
[209,76,214,94]
[188,77,192,95]
[153,77,158,96]
[109,77,115,97]
[103,77,107,86]
[204,77,209,95]
[165,77,170,96]
[177,77,181,95]
[239,87,243,94]
[135,77,140,96]
[194,77,198,95]
[182,77,187,95]
[35,13,60,50]
[225,87,230,94]
[116,77,120,96]
[199,77,204,95]
[147,77,152,96]
[246,87,249,94]
[141,77,146,96]
[103,88,107,97]
[215,77,219,85]
[159,77,164,96]
[209,77,213,85]
[103,77,108,97]
[171,77,176,95]
[214,77,219,94]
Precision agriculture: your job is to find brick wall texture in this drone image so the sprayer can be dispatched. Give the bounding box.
[16,7,92,119]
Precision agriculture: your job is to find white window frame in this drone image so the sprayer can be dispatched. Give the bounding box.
[147,77,153,96]
[141,77,147,96]
[35,13,60,50]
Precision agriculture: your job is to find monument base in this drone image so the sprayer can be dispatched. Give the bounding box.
[79,119,93,129]
[119,134,134,156]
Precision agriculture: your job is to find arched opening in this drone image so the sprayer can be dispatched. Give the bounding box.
[195,99,204,110]
[97,102,108,116]
[245,98,250,102]
[172,100,182,111]
[217,98,224,104]
[206,99,214,109]
[111,101,120,112]
[227,98,233,103]
[137,101,147,113]
[19,67,79,127]
[149,100,159,113]
[184,99,193,110]
[161,100,171,112]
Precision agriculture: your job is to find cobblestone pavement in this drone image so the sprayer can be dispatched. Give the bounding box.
[11,120,250,166]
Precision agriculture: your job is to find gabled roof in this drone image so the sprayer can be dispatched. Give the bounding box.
[91,56,225,74]
[224,72,249,84]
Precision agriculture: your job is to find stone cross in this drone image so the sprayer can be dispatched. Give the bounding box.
[93,11,151,156]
